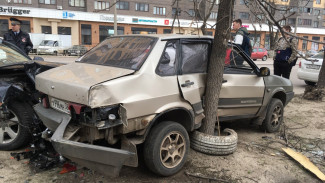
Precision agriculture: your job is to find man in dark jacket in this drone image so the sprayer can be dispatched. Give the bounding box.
[232,19,252,56]
[4,17,33,55]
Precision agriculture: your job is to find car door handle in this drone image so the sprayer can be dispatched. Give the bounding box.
[181,80,194,87]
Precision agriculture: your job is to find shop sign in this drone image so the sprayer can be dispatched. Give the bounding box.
[242,25,249,28]
[132,18,157,23]
[63,11,75,18]
[0,6,30,15]
[164,20,169,25]
[100,15,125,22]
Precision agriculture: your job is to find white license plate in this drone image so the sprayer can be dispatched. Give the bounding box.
[306,64,320,70]
[50,97,70,114]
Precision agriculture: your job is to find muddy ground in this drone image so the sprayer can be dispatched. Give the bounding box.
[0,95,324,183]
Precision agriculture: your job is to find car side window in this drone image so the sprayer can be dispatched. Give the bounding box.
[253,48,257,52]
[181,43,209,74]
[258,48,263,52]
[156,41,177,76]
[224,46,254,74]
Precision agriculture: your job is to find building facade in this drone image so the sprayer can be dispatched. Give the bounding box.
[0,0,324,50]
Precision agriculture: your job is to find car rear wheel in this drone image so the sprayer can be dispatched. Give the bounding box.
[262,55,267,61]
[144,121,189,176]
[253,59,257,61]
[305,81,316,86]
[0,101,33,150]
[260,98,284,133]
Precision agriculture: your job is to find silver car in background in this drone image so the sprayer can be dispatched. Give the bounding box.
[297,52,324,85]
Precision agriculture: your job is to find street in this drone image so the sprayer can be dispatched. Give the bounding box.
[37,55,307,95]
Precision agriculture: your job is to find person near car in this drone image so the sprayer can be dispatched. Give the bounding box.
[232,19,252,56]
[4,17,33,55]
[273,25,297,79]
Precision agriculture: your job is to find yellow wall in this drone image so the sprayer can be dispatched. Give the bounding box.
[313,0,325,8]
[272,0,290,6]
[32,18,79,46]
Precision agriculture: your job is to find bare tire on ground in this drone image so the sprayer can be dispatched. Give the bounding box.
[143,121,189,176]
[191,128,237,155]
[262,55,267,61]
[0,101,33,150]
[260,98,284,133]
[304,80,316,86]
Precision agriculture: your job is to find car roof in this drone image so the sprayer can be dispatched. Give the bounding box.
[113,34,214,40]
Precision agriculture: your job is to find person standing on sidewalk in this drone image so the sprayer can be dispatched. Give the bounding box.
[4,17,33,55]
[273,25,298,79]
[232,19,252,56]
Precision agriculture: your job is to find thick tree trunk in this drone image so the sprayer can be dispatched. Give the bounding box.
[317,49,325,89]
[200,0,234,135]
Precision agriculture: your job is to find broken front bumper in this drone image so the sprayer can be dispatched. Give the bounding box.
[34,103,137,177]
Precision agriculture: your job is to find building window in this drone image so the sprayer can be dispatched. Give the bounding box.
[172,8,181,16]
[288,18,296,25]
[131,27,157,34]
[239,0,245,5]
[58,27,71,35]
[14,0,32,4]
[314,9,321,16]
[239,12,250,20]
[281,0,288,2]
[298,18,312,26]
[313,21,319,28]
[153,7,166,15]
[21,20,31,33]
[94,1,109,10]
[39,0,56,4]
[289,6,298,12]
[163,29,171,34]
[303,7,312,13]
[81,24,91,45]
[316,0,321,4]
[99,25,124,42]
[69,0,85,7]
[279,20,286,26]
[116,1,129,10]
[41,26,52,34]
[188,9,195,17]
[312,36,320,50]
[302,36,308,50]
[0,19,9,37]
[209,12,217,19]
[323,21,325,27]
[136,3,149,12]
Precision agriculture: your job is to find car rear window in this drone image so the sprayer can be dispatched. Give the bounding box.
[79,36,157,70]
[311,52,324,59]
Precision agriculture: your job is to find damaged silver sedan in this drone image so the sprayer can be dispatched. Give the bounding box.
[34,35,294,177]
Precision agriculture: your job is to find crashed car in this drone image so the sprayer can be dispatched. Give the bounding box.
[34,35,294,177]
[0,39,61,150]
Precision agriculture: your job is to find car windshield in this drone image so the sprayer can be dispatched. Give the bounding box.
[40,40,55,46]
[72,45,79,49]
[79,36,157,70]
[0,44,30,67]
[311,52,324,59]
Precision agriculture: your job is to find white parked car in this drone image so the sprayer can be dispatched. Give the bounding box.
[297,52,324,85]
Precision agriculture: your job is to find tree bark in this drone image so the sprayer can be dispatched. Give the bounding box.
[317,49,325,89]
[200,0,234,135]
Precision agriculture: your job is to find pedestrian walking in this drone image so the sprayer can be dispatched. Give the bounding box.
[232,19,252,56]
[4,17,33,55]
[273,25,298,79]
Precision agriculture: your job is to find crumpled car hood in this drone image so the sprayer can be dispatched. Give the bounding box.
[35,63,134,105]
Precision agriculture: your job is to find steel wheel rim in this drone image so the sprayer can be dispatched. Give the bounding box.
[0,111,20,144]
[160,131,186,169]
[271,105,282,127]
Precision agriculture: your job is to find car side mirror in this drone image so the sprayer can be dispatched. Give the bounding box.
[33,56,44,61]
[259,67,270,77]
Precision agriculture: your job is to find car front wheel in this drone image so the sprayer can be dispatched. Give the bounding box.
[0,101,33,150]
[262,55,267,61]
[305,81,316,86]
[144,121,189,176]
[260,98,284,133]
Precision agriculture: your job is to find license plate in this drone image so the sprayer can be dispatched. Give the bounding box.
[306,64,320,70]
[50,97,70,114]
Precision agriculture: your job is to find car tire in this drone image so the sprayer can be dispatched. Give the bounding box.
[253,59,257,61]
[262,55,267,61]
[305,81,316,86]
[191,128,237,155]
[0,101,33,150]
[54,51,58,56]
[260,98,284,133]
[143,121,189,176]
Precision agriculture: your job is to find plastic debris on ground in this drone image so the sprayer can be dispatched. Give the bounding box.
[59,163,77,174]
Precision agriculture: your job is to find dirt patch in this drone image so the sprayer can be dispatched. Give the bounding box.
[0,96,324,183]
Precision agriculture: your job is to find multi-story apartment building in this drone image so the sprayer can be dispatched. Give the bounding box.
[0,0,324,50]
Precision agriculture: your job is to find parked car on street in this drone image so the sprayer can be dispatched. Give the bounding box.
[66,45,88,56]
[306,50,318,58]
[251,47,268,61]
[297,51,324,85]
[0,39,62,150]
[34,35,294,177]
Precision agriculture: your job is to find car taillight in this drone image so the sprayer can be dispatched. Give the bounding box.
[42,97,49,108]
[299,61,301,68]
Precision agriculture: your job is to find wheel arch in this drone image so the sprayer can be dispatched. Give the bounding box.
[271,91,286,106]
